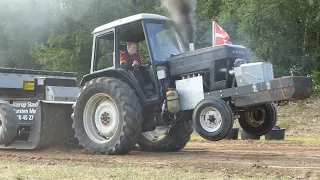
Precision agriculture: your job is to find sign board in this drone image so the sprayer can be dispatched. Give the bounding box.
[23,81,35,91]
[11,101,39,121]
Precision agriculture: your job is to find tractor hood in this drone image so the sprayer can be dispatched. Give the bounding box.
[168,45,248,76]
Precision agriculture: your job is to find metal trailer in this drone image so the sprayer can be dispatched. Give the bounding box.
[0,68,79,149]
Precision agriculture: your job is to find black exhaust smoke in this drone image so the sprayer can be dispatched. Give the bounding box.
[162,0,197,49]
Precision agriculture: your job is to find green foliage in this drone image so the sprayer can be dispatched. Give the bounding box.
[0,0,318,84]
[196,0,320,78]
[30,29,92,79]
[224,0,319,76]
[30,0,138,78]
[195,0,222,21]
[312,71,320,92]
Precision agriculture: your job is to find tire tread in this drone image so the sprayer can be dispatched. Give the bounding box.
[138,116,194,152]
[0,101,19,145]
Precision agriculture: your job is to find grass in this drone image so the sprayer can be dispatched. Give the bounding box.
[295,102,309,112]
[284,137,320,145]
[277,121,292,131]
[0,160,292,180]
[190,131,320,145]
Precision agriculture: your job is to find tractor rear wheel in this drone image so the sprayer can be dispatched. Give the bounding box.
[238,103,277,136]
[137,112,193,152]
[0,100,19,145]
[72,77,143,155]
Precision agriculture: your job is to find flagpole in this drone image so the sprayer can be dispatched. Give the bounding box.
[211,19,216,47]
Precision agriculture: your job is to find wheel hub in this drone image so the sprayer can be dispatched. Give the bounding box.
[100,112,111,126]
[83,93,120,144]
[94,100,118,138]
[247,108,266,127]
[200,107,223,133]
[252,109,263,120]
[208,115,216,123]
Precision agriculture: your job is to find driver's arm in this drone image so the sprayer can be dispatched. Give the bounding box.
[121,61,133,70]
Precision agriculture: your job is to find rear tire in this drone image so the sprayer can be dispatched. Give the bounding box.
[0,101,19,145]
[137,112,193,152]
[72,77,143,155]
[192,98,234,141]
[238,103,277,136]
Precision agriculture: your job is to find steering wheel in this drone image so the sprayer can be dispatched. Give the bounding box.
[132,55,151,72]
[141,55,150,64]
[133,62,151,72]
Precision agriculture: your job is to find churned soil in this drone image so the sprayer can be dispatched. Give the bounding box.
[0,140,319,179]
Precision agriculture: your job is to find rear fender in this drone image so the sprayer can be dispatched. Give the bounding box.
[80,69,148,103]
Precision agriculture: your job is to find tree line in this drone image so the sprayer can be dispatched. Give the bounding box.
[0,0,319,85]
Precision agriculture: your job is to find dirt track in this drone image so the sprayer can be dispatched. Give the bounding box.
[0,140,320,179]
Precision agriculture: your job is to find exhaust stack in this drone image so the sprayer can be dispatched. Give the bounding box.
[161,0,196,51]
[212,19,216,47]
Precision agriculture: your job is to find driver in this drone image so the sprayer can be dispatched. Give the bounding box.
[120,42,141,70]
[120,42,152,91]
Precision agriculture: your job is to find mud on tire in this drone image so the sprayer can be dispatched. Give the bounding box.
[238,102,277,136]
[72,77,143,155]
[137,116,193,152]
[0,100,19,145]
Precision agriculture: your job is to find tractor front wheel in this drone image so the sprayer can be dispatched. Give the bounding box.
[192,98,234,141]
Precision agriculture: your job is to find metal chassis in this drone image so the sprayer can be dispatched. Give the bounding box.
[204,76,313,107]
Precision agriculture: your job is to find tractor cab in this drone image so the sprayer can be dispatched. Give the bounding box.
[88,13,187,101]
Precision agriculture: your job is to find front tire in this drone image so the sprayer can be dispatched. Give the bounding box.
[238,103,277,136]
[192,98,234,141]
[72,77,143,155]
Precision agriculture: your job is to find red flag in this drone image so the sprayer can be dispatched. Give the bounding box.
[212,20,232,46]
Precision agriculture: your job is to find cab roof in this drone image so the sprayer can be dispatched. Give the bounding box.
[92,13,171,34]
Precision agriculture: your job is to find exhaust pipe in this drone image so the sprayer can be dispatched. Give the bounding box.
[212,19,216,47]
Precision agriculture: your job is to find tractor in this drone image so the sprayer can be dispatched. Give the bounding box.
[70,13,312,154]
[0,13,313,154]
